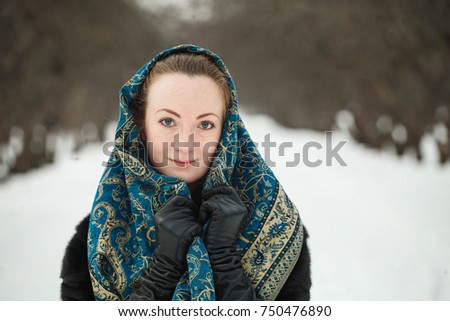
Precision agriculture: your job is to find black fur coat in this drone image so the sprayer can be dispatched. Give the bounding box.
[60,214,312,301]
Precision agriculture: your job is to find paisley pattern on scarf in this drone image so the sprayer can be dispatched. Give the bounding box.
[87,44,304,301]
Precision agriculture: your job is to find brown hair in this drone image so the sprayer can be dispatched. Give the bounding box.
[131,53,231,140]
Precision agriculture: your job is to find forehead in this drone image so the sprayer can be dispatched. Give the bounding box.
[146,73,225,116]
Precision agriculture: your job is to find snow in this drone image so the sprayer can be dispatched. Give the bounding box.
[1,111,449,300]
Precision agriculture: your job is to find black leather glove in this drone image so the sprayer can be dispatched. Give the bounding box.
[199,185,256,300]
[129,195,201,300]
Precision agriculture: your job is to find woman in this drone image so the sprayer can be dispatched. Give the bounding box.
[60,44,311,301]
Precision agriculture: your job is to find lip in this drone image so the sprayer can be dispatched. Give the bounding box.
[170,159,195,168]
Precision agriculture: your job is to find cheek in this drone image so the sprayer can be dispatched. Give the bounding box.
[207,126,222,150]
[145,119,168,144]
[199,135,221,160]
[145,126,170,161]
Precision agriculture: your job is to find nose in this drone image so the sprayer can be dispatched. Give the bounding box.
[173,129,199,159]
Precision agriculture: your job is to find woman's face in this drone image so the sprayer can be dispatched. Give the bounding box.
[144,73,225,184]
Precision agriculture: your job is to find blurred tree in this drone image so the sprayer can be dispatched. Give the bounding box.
[1,0,449,182]
[0,0,168,178]
[173,0,450,163]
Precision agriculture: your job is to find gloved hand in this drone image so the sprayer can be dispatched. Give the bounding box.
[153,195,202,267]
[200,185,248,254]
[130,195,201,300]
[199,185,256,300]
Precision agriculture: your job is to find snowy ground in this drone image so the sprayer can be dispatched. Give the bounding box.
[1,111,449,300]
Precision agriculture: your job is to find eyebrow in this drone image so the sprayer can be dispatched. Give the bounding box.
[156,108,220,119]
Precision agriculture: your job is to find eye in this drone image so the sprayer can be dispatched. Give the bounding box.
[160,118,174,127]
[200,121,214,130]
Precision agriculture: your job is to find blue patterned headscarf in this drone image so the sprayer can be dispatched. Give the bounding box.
[87,44,304,301]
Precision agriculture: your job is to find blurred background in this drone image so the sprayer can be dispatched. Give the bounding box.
[0,0,449,300]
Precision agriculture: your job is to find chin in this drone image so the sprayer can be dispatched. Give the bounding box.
[174,170,207,185]
[177,174,200,185]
